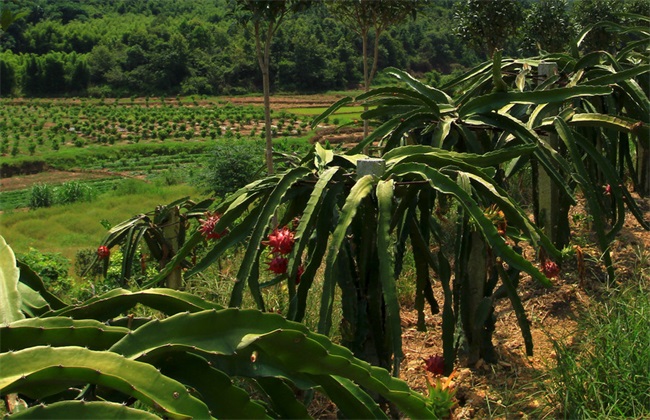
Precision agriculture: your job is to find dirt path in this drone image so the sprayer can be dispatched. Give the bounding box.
[0,169,129,192]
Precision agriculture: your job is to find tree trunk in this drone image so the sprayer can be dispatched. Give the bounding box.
[256,22,275,175]
[362,30,370,148]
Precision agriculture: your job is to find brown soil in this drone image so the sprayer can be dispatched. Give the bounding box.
[0,169,124,192]
[218,94,354,109]
[2,94,353,110]
[398,193,650,418]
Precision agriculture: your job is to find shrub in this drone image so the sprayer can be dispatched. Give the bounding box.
[198,140,264,198]
[152,167,188,186]
[56,181,94,205]
[28,183,54,209]
[17,248,72,297]
[74,248,105,279]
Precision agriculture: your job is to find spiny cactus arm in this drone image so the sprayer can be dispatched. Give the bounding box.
[286,166,343,319]
[107,316,152,329]
[0,346,212,419]
[468,112,575,198]
[230,166,313,309]
[16,282,51,318]
[320,175,376,335]
[294,182,343,322]
[81,214,153,277]
[43,288,222,320]
[584,64,650,87]
[496,263,533,357]
[311,96,353,128]
[109,309,310,358]
[554,117,615,280]
[313,375,388,420]
[242,330,435,419]
[185,202,263,278]
[16,261,67,311]
[383,143,538,168]
[458,85,613,118]
[156,352,271,419]
[356,86,440,114]
[376,180,403,377]
[346,111,418,155]
[385,67,454,104]
[5,400,161,419]
[203,350,319,391]
[388,162,553,287]
[565,114,649,231]
[0,236,22,324]
[108,309,435,418]
[1,317,129,352]
[254,377,312,419]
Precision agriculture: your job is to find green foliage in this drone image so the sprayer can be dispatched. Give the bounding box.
[453,0,525,58]
[197,140,265,198]
[522,0,574,54]
[0,250,440,419]
[543,285,650,418]
[28,183,54,209]
[55,180,94,205]
[82,197,213,288]
[0,236,22,324]
[16,248,72,298]
[25,181,95,210]
[145,26,648,373]
[0,1,479,97]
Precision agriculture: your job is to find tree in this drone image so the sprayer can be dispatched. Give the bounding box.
[328,0,418,139]
[0,53,16,95]
[232,0,308,174]
[522,0,574,54]
[453,0,524,58]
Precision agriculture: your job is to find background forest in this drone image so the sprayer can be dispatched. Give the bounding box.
[2,0,648,98]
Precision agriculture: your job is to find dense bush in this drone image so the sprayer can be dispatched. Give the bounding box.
[197,140,265,198]
[17,248,72,297]
[28,183,54,209]
[56,180,94,204]
[28,181,95,209]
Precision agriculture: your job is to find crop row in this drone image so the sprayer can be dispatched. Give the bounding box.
[0,98,308,161]
[84,152,212,173]
[0,177,124,211]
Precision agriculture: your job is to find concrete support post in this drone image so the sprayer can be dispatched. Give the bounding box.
[357,158,386,179]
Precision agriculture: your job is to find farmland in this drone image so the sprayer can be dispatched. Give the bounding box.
[0,94,363,210]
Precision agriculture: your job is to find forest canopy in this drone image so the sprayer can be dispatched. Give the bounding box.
[0,0,648,97]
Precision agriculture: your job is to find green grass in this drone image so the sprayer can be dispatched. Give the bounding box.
[0,181,202,265]
[285,106,366,116]
[284,106,365,126]
[0,178,123,211]
[542,280,650,418]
